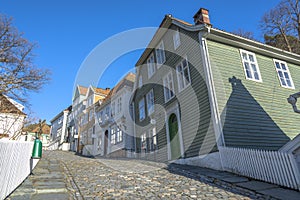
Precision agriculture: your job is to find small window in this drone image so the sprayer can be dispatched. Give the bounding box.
[116,127,123,143]
[147,53,156,78]
[176,57,191,91]
[141,132,147,152]
[111,102,115,116]
[139,98,145,121]
[111,127,116,144]
[240,49,262,82]
[149,127,157,151]
[117,97,122,113]
[138,75,143,88]
[146,89,154,115]
[173,29,181,50]
[163,72,175,102]
[89,109,94,121]
[273,59,294,89]
[155,41,166,68]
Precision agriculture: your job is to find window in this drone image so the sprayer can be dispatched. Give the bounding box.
[176,57,191,91]
[105,106,110,120]
[89,109,94,121]
[147,53,156,78]
[163,72,175,102]
[240,49,262,82]
[141,132,147,152]
[117,97,122,113]
[139,98,145,121]
[116,127,123,143]
[273,59,294,89]
[146,89,154,115]
[155,41,166,67]
[111,102,115,116]
[149,127,157,151]
[111,127,116,144]
[173,29,181,50]
[138,75,143,88]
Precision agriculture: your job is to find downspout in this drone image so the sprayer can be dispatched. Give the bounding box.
[199,26,225,171]
[199,26,225,147]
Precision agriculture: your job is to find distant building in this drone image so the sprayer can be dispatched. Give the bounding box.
[0,95,26,140]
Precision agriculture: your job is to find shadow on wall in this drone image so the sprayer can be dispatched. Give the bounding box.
[221,76,290,151]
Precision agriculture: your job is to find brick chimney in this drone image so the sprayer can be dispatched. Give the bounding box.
[193,8,211,26]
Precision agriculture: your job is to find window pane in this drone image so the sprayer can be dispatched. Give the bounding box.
[281,63,287,70]
[242,53,247,60]
[275,62,281,69]
[249,54,254,62]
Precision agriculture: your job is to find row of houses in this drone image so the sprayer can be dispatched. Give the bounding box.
[50,7,300,188]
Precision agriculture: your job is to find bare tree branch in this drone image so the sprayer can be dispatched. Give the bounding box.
[0,14,50,105]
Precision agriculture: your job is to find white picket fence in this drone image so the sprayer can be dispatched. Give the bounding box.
[219,146,300,190]
[0,140,39,200]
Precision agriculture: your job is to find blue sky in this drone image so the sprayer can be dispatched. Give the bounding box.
[0,0,282,123]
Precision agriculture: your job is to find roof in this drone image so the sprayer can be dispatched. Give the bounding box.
[23,121,51,134]
[95,73,135,110]
[0,95,26,116]
[92,87,111,95]
[136,9,300,67]
[78,86,88,95]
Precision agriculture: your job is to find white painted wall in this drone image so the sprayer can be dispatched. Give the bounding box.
[0,113,25,139]
[0,140,39,199]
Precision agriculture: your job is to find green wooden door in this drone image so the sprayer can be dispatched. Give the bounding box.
[168,114,181,160]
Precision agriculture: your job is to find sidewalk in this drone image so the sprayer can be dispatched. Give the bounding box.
[167,163,300,200]
[7,151,75,200]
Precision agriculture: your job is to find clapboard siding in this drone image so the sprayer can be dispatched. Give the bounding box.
[133,25,217,161]
[207,39,300,150]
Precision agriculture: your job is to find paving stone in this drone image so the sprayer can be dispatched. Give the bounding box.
[258,187,300,200]
[237,180,279,191]
[221,176,249,183]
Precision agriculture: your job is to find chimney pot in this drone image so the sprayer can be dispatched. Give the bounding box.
[193,8,211,26]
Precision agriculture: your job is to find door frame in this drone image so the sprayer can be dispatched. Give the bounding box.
[165,102,184,161]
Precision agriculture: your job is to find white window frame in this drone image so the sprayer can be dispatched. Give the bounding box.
[273,59,294,89]
[138,75,143,88]
[176,56,191,92]
[163,72,175,103]
[155,41,166,68]
[117,97,122,113]
[111,127,116,145]
[146,89,154,115]
[239,49,262,82]
[149,127,157,151]
[141,132,147,152]
[173,29,181,50]
[116,127,123,143]
[139,98,145,121]
[147,53,156,78]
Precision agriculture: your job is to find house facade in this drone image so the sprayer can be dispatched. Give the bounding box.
[131,8,300,168]
[79,86,110,156]
[0,95,26,140]
[95,73,135,157]
[49,106,71,147]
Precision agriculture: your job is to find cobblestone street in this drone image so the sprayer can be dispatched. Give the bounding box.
[8,151,300,199]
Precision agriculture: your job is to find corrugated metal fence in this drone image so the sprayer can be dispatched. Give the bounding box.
[219,146,300,190]
[0,140,38,200]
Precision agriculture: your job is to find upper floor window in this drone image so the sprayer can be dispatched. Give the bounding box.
[240,49,262,82]
[117,97,122,113]
[111,102,115,117]
[138,75,143,88]
[147,53,156,78]
[163,72,175,102]
[176,57,191,91]
[139,98,145,121]
[89,109,94,121]
[273,59,294,89]
[173,29,181,50]
[155,41,166,68]
[146,89,154,115]
[105,106,110,119]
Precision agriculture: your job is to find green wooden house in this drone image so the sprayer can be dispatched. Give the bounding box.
[131,8,300,168]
